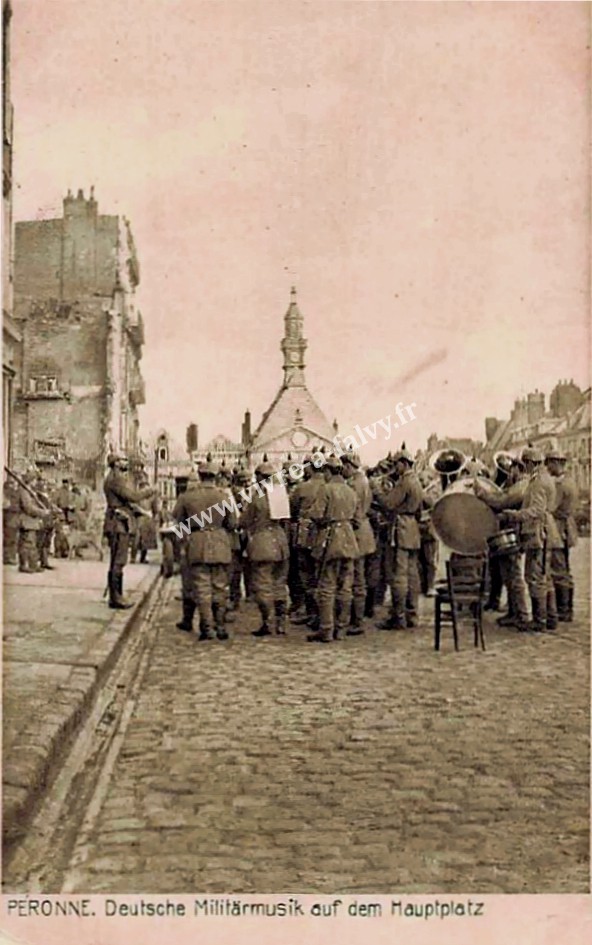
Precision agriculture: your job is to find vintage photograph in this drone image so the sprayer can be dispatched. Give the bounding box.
[2,0,590,903]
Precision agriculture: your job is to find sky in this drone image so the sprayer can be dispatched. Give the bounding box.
[9,0,591,463]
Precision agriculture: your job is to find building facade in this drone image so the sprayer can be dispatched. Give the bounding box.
[12,190,147,486]
[2,0,22,468]
[483,381,591,495]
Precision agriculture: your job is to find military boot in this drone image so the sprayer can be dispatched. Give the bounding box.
[566,588,574,623]
[555,587,569,622]
[364,588,376,619]
[252,602,272,637]
[347,598,365,636]
[546,587,558,631]
[213,603,229,641]
[176,599,195,632]
[274,600,287,635]
[528,596,546,633]
[109,573,133,610]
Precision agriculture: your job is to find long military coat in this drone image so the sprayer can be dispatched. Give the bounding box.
[173,482,234,565]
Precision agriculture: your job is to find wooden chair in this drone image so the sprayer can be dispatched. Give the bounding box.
[434,553,487,652]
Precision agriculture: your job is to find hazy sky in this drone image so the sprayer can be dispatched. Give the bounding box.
[10,0,591,462]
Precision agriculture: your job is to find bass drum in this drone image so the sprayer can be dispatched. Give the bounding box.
[430,478,500,555]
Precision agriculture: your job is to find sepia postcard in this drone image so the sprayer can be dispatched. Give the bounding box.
[1,1,590,944]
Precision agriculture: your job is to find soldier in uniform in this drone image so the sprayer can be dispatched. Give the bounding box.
[17,469,50,573]
[103,452,155,609]
[417,474,440,598]
[239,462,290,637]
[55,478,76,558]
[307,455,359,643]
[365,461,391,616]
[173,462,236,641]
[228,468,251,615]
[376,450,423,630]
[494,447,560,632]
[546,448,578,623]
[3,477,20,565]
[34,474,56,570]
[289,456,325,628]
[475,459,530,630]
[342,453,376,634]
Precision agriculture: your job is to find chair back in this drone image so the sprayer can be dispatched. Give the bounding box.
[446,553,487,600]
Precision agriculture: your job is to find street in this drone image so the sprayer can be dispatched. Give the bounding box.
[4,542,588,895]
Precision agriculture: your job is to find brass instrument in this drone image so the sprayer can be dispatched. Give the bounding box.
[429,448,467,483]
[493,451,516,477]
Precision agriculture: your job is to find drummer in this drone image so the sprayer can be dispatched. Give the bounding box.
[474,459,530,632]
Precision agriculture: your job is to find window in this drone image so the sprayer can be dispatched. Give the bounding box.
[28,375,59,394]
[159,447,167,461]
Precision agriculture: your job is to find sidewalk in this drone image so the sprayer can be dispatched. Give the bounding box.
[2,558,161,848]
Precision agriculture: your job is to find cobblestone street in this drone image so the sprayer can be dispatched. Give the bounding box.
[45,540,588,895]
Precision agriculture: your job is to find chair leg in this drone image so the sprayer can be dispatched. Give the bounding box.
[478,605,486,651]
[451,602,459,651]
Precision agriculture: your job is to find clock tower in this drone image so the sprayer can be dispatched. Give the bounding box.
[280,286,307,387]
[248,286,336,466]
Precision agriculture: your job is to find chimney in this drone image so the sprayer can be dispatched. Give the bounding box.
[242,409,251,447]
[527,391,545,425]
[485,417,500,443]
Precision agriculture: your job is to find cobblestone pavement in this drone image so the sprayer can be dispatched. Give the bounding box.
[62,542,589,894]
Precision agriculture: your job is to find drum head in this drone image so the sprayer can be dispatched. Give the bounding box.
[431,493,499,554]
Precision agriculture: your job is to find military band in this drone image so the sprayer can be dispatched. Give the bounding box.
[3,441,582,643]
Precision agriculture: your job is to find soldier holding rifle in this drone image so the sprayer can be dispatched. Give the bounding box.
[103,452,155,609]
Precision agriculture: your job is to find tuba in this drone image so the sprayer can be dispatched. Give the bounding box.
[429,448,467,485]
[493,451,515,477]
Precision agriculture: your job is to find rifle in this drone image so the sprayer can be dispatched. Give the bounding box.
[4,465,55,517]
[314,522,334,588]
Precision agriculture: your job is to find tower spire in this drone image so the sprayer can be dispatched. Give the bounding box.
[281,285,307,387]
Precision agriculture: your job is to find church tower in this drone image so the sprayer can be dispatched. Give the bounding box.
[281,286,307,387]
[249,287,336,467]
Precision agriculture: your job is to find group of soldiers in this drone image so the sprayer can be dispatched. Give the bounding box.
[101,440,575,644]
[3,469,93,572]
[474,446,577,631]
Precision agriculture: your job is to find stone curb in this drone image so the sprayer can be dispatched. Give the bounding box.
[2,567,162,850]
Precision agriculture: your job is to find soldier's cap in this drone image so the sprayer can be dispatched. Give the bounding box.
[186,470,199,482]
[198,462,219,477]
[255,462,276,478]
[325,455,343,471]
[342,452,361,468]
[545,448,567,462]
[107,452,127,467]
[217,466,231,479]
[392,449,414,465]
[234,470,251,483]
[521,447,544,463]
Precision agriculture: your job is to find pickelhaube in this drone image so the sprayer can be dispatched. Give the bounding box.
[393,448,414,465]
[342,452,361,468]
[199,461,219,477]
[521,446,544,463]
[325,455,343,471]
[545,448,567,462]
[107,451,127,467]
[255,462,275,477]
